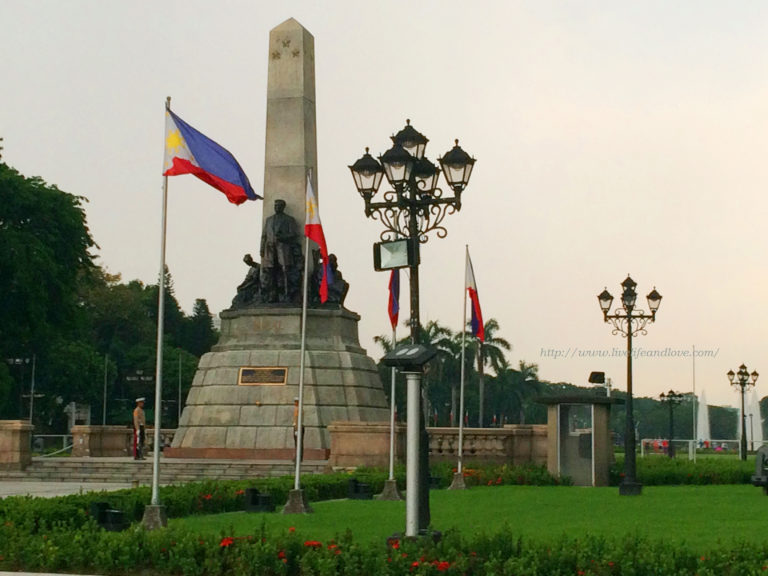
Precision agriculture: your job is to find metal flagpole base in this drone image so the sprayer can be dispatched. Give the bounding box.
[378,478,403,500]
[618,480,642,496]
[283,488,314,514]
[142,504,167,530]
[448,471,467,490]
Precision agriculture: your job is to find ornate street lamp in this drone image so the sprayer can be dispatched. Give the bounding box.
[350,120,475,536]
[597,275,661,496]
[727,364,759,460]
[659,390,684,458]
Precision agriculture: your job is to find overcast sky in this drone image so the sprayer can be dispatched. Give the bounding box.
[3,1,767,416]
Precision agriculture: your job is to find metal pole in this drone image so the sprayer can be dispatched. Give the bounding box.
[692,345,697,462]
[457,246,468,474]
[388,326,397,481]
[405,370,421,537]
[740,386,747,461]
[294,235,311,489]
[668,400,675,458]
[178,351,182,424]
[102,355,108,425]
[150,97,171,507]
[28,355,36,425]
[621,319,640,494]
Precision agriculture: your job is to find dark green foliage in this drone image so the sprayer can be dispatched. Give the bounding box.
[610,455,753,485]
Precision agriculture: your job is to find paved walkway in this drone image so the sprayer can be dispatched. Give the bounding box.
[0,480,133,498]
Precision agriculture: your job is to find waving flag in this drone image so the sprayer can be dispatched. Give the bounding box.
[163,109,259,205]
[305,173,329,303]
[466,250,485,342]
[388,269,400,330]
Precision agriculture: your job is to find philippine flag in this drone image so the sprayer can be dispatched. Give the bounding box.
[305,173,329,303]
[466,250,485,342]
[163,109,260,205]
[388,269,400,330]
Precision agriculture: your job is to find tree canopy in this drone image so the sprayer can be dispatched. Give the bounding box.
[0,163,218,429]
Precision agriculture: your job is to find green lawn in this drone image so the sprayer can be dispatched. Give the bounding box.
[174,484,768,552]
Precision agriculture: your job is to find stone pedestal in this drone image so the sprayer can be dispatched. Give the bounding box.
[167,307,390,459]
[283,488,313,514]
[142,505,168,530]
[378,478,403,500]
[0,420,33,470]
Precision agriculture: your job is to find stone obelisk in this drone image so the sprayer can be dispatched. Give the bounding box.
[263,17,317,231]
[167,19,390,462]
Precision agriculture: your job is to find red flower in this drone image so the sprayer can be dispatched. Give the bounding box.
[235,489,245,495]
[289,526,296,533]
[203,494,213,500]
[278,550,286,559]
[220,537,234,548]
[304,540,322,549]
[496,476,502,484]
[411,561,420,568]
[328,543,338,550]
[436,560,451,571]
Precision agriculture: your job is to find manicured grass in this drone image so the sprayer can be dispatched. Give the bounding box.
[174,484,768,552]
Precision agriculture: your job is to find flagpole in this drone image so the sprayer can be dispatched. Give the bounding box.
[149,97,171,509]
[293,179,312,490]
[692,344,697,463]
[458,245,468,475]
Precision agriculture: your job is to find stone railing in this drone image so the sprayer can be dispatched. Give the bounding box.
[328,422,547,468]
[428,425,547,465]
[71,426,176,457]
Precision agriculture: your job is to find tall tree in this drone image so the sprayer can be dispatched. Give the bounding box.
[0,163,96,420]
[182,298,218,356]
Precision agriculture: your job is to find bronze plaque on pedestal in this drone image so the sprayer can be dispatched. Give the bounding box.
[238,367,287,386]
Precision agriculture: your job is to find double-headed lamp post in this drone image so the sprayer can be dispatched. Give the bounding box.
[727,364,758,461]
[350,120,475,536]
[659,390,683,458]
[598,275,662,496]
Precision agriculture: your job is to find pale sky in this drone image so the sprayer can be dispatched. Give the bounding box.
[2,1,767,413]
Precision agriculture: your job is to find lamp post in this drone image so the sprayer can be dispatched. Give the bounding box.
[659,390,683,458]
[727,364,758,461]
[598,275,662,496]
[350,120,475,536]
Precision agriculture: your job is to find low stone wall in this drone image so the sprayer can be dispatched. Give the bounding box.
[0,420,33,470]
[327,422,547,468]
[71,426,176,457]
[327,421,406,468]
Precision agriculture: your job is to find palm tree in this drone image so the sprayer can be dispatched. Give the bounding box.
[417,320,455,425]
[464,318,511,427]
[495,361,541,424]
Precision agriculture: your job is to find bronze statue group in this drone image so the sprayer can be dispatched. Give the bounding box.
[231,199,348,309]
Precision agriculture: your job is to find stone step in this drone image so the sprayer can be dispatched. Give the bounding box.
[0,457,327,484]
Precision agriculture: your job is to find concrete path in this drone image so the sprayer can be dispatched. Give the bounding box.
[0,480,133,498]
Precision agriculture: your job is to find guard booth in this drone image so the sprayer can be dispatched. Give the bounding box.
[538,395,622,486]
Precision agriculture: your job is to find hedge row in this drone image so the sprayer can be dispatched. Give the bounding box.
[3,522,768,575]
[611,456,754,486]
[0,463,563,532]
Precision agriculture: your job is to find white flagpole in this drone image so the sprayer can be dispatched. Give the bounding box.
[150,96,171,507]
[294,170,312,489]
[457,245,468,474]
[388,323,397,481]
[692,344,697,463]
